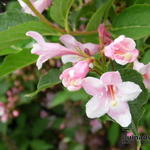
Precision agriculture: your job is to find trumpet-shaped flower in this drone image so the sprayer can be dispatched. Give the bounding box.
[60,60,90,91]
[18,0,52,16]
[82,71,142,127]
[104,35,139,65]
[26,31,99,69]
[60,34,99,64]
[134,60,150,91]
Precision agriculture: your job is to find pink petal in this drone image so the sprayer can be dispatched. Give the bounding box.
[60,61,90,91]
[60,34,99,55]
[34,0,52,13]
[26,31,45,44]
[118,81,142,102]
[104,45,114,58]
[60,34,81,50]
[61,55,82,64]
[100,71,122,86]
[98,24,112,46]
[108,102,131,127]
[86,96,109,118]
[133,60,145,72]
[82,77,103,96]
[18,0,52,16]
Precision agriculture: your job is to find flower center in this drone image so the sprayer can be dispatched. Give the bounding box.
[114,50,132,61]
[107,85,117,106]
[123,52,132,60]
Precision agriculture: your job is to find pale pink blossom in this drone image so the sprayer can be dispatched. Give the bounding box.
[104,35,139,65]
[18,0,52,16]
[98,24,112,47]
[60,34,99,64]
[1,114,8,123]
[0,103,5,117]
[134,60,150,91]
[60,61,90,91]
[82,71,142,127]
[90,119,102,133]
[12,110,20,117]
[26,32,99,69]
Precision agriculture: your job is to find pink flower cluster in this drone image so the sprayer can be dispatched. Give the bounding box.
[26,24,148,127]
[0,89,20,123]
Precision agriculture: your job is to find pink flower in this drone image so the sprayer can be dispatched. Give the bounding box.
[26,31,78,69]
[26,31,99,69]
[18,0,52,16]
[98,24,112,47]
[134,60,150,91]
[0,103,5,117]
[12,110,20,117]
[82,71,142,127]
[104,35,139,65]
[90,119,102,133]
[60,60,90,91]
[60,34,99,64]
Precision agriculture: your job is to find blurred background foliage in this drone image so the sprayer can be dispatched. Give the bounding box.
[0,0,150,150]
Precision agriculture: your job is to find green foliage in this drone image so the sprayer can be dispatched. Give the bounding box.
[30,139,53,150]
[50,89,89,108]
[50,0,74,29]
[107,123,120,146]
[0,0,150,149]
[0,21,60,51]
[120,69,149,127]
[27,69,61,97]
[86,0,113,31]
[0,10,37,31]
[112,5,150,39]
[0,49,37,77]
[142,49,150,64]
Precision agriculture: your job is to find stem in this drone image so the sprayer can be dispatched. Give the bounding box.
[22,0,97,36]
[131,122,142,150]
[70,30,97,36]
[23,0,65,33]
[137,141,141,150]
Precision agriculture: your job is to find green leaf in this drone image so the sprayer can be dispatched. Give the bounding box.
[142,49,150,64]
[107,123,120,146]
[27,69,61,97]
[112,4,150,39]
[50,90,71,108]
[0,21,60,51]
[30,140,53,150]
[0,49,37,77]
[50,0,74,28]
[50,89,89,108]
[0,48,20,56]
[0,9,37,31]
[86,0,113,31]
[119,69,149,127]
[135,0,150,4]
[32,118,49,137]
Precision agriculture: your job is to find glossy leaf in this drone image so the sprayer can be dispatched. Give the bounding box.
[0,9,37,31]
[27,69,61,97]
[142,49,150,64]
[0,21,60,51]
[112,5,150,39]
[50,0,74,28]
[86,0,113,31]
[0,49,37,77]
